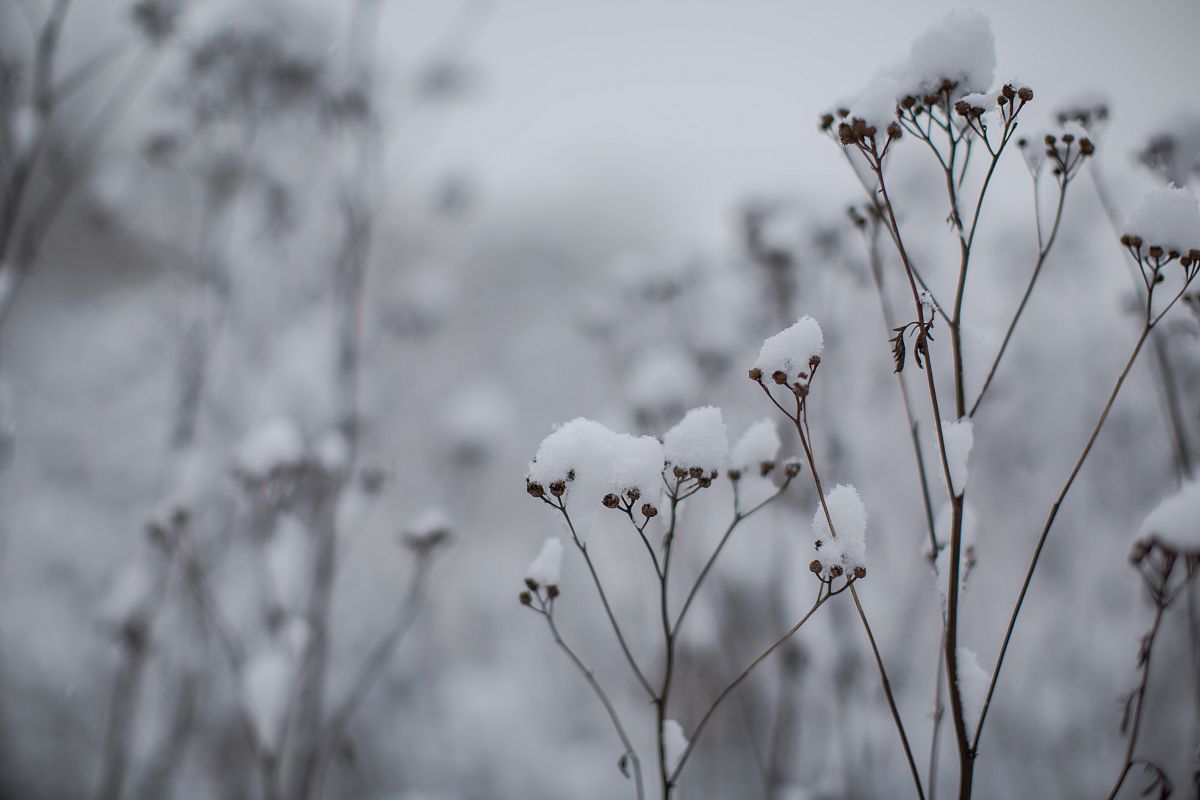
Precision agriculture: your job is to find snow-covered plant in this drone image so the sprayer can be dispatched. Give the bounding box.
[520,316,932,798]
[820,9,1200,799]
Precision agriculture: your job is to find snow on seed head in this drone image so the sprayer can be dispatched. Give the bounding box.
[728,419,782,480]
[810,484,867,580]
[663,407,728,481]
[751,317,823,388]
[1121,186,1200,260]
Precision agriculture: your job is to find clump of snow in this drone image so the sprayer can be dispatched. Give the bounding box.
[663,719,688,774]
[314,429,350,473]
[626,346,702,417]
[525,537,564,588]
[267,514,309,612]
[906,10,995,96]
[440,384,515,467]
[403,507,452,551]
[236,417,305,477]
[729,419,782,476]
[241,646,294,753]
[663,406,728,476]
[754,317,824,384]
[938,419,973,496]
[527,418,664,517]
[1123,186,1200,254]
[957,647,989,727]
[835,11,996,133]
[811,485,868,577]
[1137,479,1200,553]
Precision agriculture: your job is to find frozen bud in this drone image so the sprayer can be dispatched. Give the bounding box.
[688,466,703,479]
[1149,245,1164,259]
[759,461,776,477]
[886,122,902,140]
[673,465,687,479]
[697,476,712,488]
[784,460,802,478]
[527,481,545,498]
[809,355,821,368]
[853,565,867,579]
[1044,134,1057,146]
[519,591,532,606]
[900,95,917,109]
[1001,84,1015,100]
[602,493,620,509]
[641,503,658,518]
[809,559,823,574]
[727,468,742,481]
[829,564,844,578]
[1080,138,1095,156]
[549,480,566,497]
[954,100,971,117]
[626,487,641,502]
[547,585,560,599]
[748,367,763,381]
[1017,86,1033,102]
[525,577,538,591]
[819,113,835,131]
[771,370,788,385]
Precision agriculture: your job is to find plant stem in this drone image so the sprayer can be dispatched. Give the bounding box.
[543,603,646,800]
[851,585,926,799]
[973,325,1152,753]
[1106,603,1166,800]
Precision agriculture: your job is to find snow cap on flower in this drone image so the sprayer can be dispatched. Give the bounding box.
[810,484,868,579]
[752,317,823,386]
[526,418,664,521]
[729,419,782,478]
[1122,186,1200,257]
[663,406,728,479]
[525,537,564,589]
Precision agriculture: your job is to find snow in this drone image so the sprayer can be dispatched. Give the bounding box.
[235,417,305,477]
[729,419,782,476]
[1137,479,1200,553]
[241,646,294,753]
[314,429,350,472]
[663,719,688,773]
[957,646,989,727]
[1123,186,1200,254]
[754,317,824,384]
[837,11,996,132]
[906,10,995,96]
[525,537,564,588]
[811,484,868,576]
[663,406,728,476]
[266,514,309,612]
[938,419,973,496]
[528,418,665,515]
[625,346,702,415]
[404,507,452,547]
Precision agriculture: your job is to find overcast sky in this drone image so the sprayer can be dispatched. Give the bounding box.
[379,0,1200,247]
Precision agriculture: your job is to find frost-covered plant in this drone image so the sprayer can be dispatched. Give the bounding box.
[521,318,929,798]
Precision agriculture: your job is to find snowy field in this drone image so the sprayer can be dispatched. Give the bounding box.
[1,1,1200,799]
